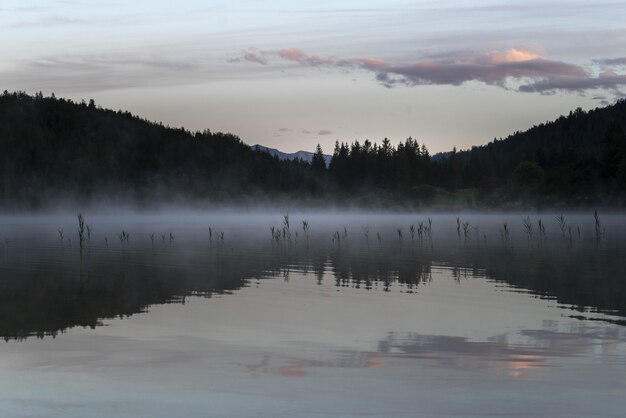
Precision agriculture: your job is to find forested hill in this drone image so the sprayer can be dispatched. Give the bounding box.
[0,91,323,208]
[429,100,626,205]
[1,91,625,209]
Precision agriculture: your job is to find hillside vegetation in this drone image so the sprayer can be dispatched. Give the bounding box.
[1,90,625,208]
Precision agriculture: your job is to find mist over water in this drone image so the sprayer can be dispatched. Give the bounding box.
[1,210,625,417]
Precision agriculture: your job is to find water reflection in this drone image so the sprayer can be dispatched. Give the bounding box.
[0,215,625,341]
[239,323,626,380]
[1,213,625,418]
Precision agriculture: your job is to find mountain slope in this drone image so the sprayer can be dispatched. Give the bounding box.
[430,100,626,202]
[0,92,323,207]
[251,144,332,166]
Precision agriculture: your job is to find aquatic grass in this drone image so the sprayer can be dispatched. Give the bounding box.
[117,230,130,244]
[522,216,533,241]
[302,220,310,242]
[537,219,546,242]
[556,215,567,238]
[77,213,86,249]
[456,217,461,239]
[57,228,64,242]
[270,226,283,245]
[500,223,510,243]
[594,210,604,243]
[462,221,471,242]
[280,215,292,244]
[427,218,433,241]
[397,229,403,242]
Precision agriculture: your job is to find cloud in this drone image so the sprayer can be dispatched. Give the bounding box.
[372,53,587,89]
[27,55,196,72]
[594,57,626,66]
[233,47,626,97]
[2,53,202,93]
[276,48,335,66]
[299,129,332,135]
[229,51,267,65]
[518,68,626,94]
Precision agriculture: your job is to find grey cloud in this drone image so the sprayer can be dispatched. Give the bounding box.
[26,55,196,72]
[518,71,626,94]
[229,51,267,65]
[317,129,333,135]
[234,47,626,97]
[594,57,626,66]
[379,59,586,88]
[2,54,202,93]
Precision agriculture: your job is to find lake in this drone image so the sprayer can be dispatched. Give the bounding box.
[1,212,625,417]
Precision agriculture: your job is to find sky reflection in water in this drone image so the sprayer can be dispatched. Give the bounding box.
[0,213,625,417]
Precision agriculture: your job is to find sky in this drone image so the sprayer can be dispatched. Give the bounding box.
[2,1,626,154]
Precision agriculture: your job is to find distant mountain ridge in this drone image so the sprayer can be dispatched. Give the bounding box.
[251,144,332,166]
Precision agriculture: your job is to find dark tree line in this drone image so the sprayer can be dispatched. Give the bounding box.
[1,91,626,208]
[429,103,626,206]
[0,91,325,208]
[310,100,626,206]
[325,137,432,202]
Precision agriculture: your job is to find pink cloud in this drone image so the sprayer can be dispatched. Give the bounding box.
[231,47,626,97]
[277,48,335,66]
[351,57,388,70]
[377,56,587,88]
[485,48,542,64]
[277,48,305,61]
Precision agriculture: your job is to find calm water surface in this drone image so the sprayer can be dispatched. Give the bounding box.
[0,212,625,417]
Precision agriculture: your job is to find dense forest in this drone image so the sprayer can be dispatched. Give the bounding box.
[0,91,323,208]
[1,90,625,208]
